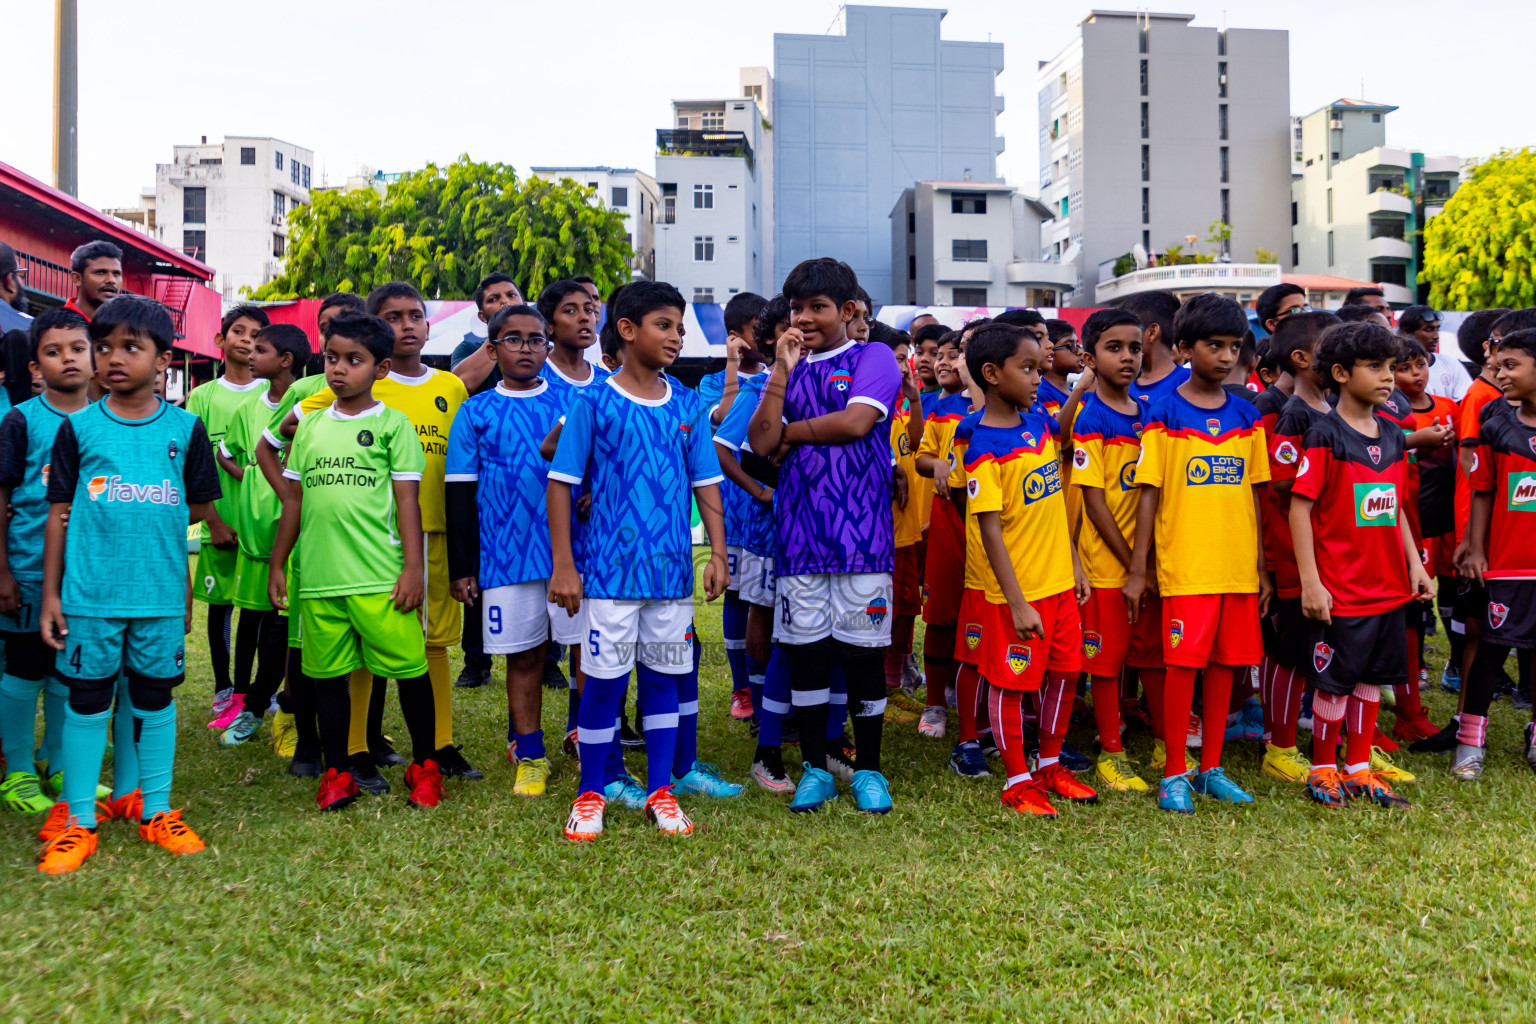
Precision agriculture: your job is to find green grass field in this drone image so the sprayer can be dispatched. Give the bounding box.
[1,585,1534,1023]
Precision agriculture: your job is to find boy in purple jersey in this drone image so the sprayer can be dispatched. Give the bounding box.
[749,258,901,814]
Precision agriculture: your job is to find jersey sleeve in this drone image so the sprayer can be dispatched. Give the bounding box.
[967,450,1003,515]
[696,372,725,415]
[549,390,595,486]
[1070,413,1108,491]
[221,406,249,463]
[444,403,479,482]
[1247,421,1272,485]
[686,401,724,487]
[946,437,968,490]
[848,344,901,419]
[1268,413,1303,483]
[387,415,426,481]
[45,419,79,503]
[1468,427,1495,493]
[183,420,224,504]
[298,386,337,419]
[1290,428,1332,503]
[1134,420,1167,489]
[714,386,755,452]
[0,409,29,489]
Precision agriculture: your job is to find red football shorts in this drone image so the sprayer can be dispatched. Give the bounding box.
[1425,533,1455,579]
[1162,592,1263,668]
[1127,591,1164,669]
[980,589,1082,692]
[922,498,965,626]
[893,544,923,617]
[1081,586,1132,677]
[954,588,989,666]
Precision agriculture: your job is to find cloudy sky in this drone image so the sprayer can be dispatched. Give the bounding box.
[6,0,1529,211]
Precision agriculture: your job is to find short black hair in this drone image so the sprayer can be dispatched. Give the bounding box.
[1045,319,1076,346]
[753,294,788,344]
[854,285,873,312]
[1344,286,1385,306]
[1256,337,1283,379]
[89,294,174,352]
[1398,305,1440,334]
[1082,308,1141,356]
[598,284,632,359]
[992,308,1045,330]
[1335,303,1388,324]
[27,306,90,363]
[868,320,909,351]
[573,275,596,286]
[723,292,768,336]
[322,311,394,364]
[255,323,311,369]
[1490,308,1536,341]
[70,240,122,274]
[487,304,547,341]
[1459,308,1512,365]
[220,303,270,336]
[365,281,425,316]
[1236,329,1258,370]
[964,323,1029,393]
[1498,327,1536,365]
[319,292,365,318]
[612,280,685,334]
[1399,337,1430,363]
[912,322,949,348]
[1271,310,1341,375]
[1316,321,1400,390]
[473,272,519,310]
[1173,292,1249,348]
[1255,282,1306,326]
[536,279,594,324]
[782,257,859,307]
[1119,290,1181,348]
[937,330,962,352]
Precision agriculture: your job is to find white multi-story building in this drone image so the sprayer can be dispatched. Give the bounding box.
[1038,11,1293,306]
[1290,100,1460,306]
[890,180,1076,307]
[530,166,659,282]
[149,136,313,300]
[653,87,769,305]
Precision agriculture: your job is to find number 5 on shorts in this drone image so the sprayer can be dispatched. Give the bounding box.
[588,629,600,656]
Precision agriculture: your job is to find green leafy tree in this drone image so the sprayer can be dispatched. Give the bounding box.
[1255,247,1279,265]
[252,155,633,300]
[1422,149,1536,310]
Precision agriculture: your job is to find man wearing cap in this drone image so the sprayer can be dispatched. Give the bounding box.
[1401,304,1471,401]
[0,243,30,334]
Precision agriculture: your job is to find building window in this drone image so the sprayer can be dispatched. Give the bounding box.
[1141,145,1150,182]
[1291,201,1298,226]
[1331,151,1341,162]
[693,183,713,209]
[612,186,628,208]
[694,236,715,262]
[694,288,714,304]
[273,192,285,219]
[1326,188,1333,223]
[1369,218,1405,240]
[700,110,725,130]
[275,151,283,170]
[240,147,255,165]
[1218,30,1226,55]
[1060,196,1070,218]
[1143,229,1151,252]
[950,192,988,215]
[1218,62,1227,98]
[1369,173,1405,192]
[1327,231,1334,267]
[1138,26,1148,53]
[953,287,988,306]
[302,165,310,189]
[952,239,988,262]
[907,212,915,233]
[1220,147,1229,183]
[1220,189,1230,229]
[908,254,916,281]
[1141,187,1149,224]
[1140,102,1149,139]
[1219,104,1228,140]
[1372,263,1407,286]
[182,229,205,260]
[1139,60,1148,96]
[1425,178,1452,199]
[291,161,300,185]
[1372,112,1382,123]
[1292,242,1299,266]
[183,186,206,223]
[273,234,285,258]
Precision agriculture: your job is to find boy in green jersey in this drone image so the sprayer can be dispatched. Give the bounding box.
[268,312,441,812]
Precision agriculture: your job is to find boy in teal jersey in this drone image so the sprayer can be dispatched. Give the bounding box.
[38,295,222,874]
[186,303,269,726]
[0,309,92,815]
[215,324,311,748]
[268,311,441,813]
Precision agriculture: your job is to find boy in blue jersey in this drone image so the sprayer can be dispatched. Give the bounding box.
[1123,290,1190,407]
[550,281,729,841]
[0,309,93,816]
[38,295,221,874]
[446,304,572,798]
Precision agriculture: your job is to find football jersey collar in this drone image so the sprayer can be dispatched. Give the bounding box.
[495,380,550,399]
[605,376,672,408]
[386,368,434,386]
[324,401,385,421]
[217,376,265,393]
[806,339,856,364]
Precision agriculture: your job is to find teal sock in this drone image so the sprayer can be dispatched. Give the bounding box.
[42,678,68,769]
[133,700,177,820]
[111,674,138,800]
[61,704,111,829]
[0,673,42,776]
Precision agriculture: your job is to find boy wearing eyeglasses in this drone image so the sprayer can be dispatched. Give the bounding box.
[1036,319,1084,418]
[445,305,569,798]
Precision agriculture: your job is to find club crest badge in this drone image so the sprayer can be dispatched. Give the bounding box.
[1313,641,1333,672]
[830,370,852,392]
[1169,619,1184,648]
[1073,447,1089,470]
[1368,445,1381,465]
[866,597,888,626]
[964,622,983,650]
[1083,631,1102,660]
[1274,440,1299,465]
[1490,603,1510,629]
[1007,644,1031,675]
[1206,418,1221,436]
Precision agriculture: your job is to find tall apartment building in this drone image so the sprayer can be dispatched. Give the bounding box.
[653,87,768,305]
[890,180,1075,307]
[1290,100,1460,305]
[531,166,659,282]
[1038,11,1292,306]
[150,136,313,300]
[774,5,1004,303]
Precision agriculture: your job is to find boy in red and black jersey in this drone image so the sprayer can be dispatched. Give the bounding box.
[1457,327,1536,778]
[1290,321,1434,810]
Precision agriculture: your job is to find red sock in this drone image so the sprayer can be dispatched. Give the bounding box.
[923,635,957,710]
[989,687,1030,784]
[1269,665,1302,748]
[1162,667,1197,779]
[1200,665,1235,773]
[1140,668,1166,741]
[1311,692,1347,766]
[1037,676,1072,762]
[1394,628,1423,718]
[956,663,981,743]
[1090,675,1122,752]
[1344,685,1380,772]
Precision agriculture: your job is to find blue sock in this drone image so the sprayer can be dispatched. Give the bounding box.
[111,673,138,799]
[672,667,699,777]
[828,663,849,742]
[61,704,111,829]
[759,646,791,747]
[723,593,748,692]
[636,664,679,795]
[576,673,626,796]
[0,673,41,775]
[42,678,67,768]
[746,653,767,725]
[133,700,177,820]
[514,730,545,762]
[605,731,627,787]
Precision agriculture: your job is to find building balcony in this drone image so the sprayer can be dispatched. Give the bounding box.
[1369,236,1414,261]
[934,258,993,284]
[1095,262,1282,306]
[1376,282,1415,306]
[1006,259,1077,289]
[1367,190,1413,216]
[655,129,753,170]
